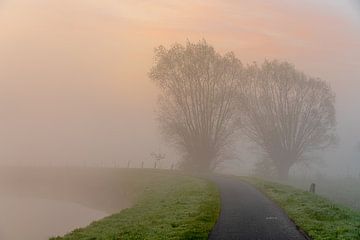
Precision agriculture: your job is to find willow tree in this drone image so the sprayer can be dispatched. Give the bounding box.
[237,60,336,179]
[149,41,242,171]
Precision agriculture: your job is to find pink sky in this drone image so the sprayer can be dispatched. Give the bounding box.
[0,0,359,173]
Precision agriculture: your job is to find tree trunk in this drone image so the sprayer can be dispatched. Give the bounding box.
[275,162,291,181]
[182,147,215,172]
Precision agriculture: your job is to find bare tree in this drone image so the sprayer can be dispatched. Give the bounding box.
[149,40,242,171]
[237,60,336,179]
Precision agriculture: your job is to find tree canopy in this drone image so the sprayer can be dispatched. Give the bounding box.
[237,60,336,179]
[150,40,336,177]
[149,41,242,171]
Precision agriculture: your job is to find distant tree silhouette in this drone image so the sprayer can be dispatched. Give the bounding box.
[237,60,336,180]
[149,40,242,171]
[150,152,166,169]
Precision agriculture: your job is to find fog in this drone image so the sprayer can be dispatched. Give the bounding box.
[0,196,106,239]
[0,0,359,238]
[0,0,358,174]
[0,167,134,239]
[0,0,358,175]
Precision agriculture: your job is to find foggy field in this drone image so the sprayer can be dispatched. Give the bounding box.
[51,169,219,240]
[1,167,360,239]
[0,167,219,240]
[246,177,360,240]
[0,0,360,239]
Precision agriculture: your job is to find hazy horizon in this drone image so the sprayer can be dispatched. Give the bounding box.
[0,0,359,176]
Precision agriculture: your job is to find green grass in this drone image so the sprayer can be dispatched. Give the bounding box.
[244,177,360,240]
[287,176,360,211]
[50,170,220,240]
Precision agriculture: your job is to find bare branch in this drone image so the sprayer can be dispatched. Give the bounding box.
[149,40,242,171]
[237,60,336,179]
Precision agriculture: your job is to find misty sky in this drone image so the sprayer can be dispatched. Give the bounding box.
[0,0,359,174]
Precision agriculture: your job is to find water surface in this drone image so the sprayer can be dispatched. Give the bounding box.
[0,195,107,240]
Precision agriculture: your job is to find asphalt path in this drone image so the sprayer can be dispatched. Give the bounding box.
[208,176,308,240]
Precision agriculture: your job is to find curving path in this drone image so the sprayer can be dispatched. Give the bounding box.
[208,176,308,240]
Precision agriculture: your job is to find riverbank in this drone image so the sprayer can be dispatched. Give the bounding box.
[50,170,219,239]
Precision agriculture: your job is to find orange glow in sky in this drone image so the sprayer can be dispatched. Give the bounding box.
[0,0,359,171]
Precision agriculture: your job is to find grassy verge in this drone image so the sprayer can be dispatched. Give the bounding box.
[244,177,360,240]
[51,170,220,240]
[287,176,360,211]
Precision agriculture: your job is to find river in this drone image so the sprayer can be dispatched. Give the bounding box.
[0,194,107,240]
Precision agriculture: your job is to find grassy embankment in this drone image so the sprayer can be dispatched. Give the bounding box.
[245,177,360,240]
[288,176,360,211]
[51,170,220,240]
